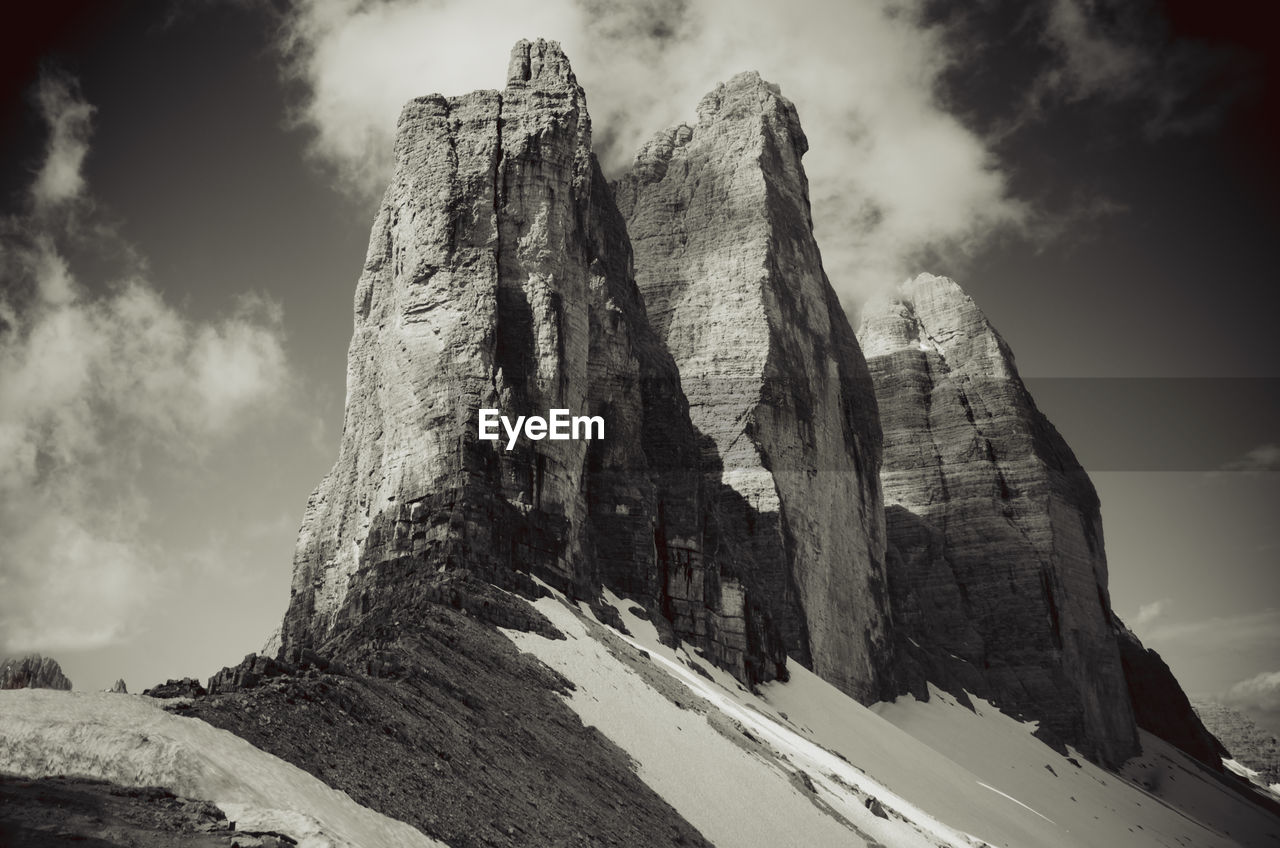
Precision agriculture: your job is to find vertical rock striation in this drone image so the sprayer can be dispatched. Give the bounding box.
[616,73,891,702]
[858,273,1138,765]
[283,41,788,687]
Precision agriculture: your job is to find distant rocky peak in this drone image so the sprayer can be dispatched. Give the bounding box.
[0,654,72,691]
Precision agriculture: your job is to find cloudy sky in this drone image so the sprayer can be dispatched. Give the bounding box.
[1,0,1276,727]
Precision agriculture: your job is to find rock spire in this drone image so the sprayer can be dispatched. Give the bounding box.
[616,72,892,702]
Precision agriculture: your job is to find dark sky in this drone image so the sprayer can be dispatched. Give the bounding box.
[0,0,1275,722]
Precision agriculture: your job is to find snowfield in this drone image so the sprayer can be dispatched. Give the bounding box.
[504,586,1280,848]
[0,689,445,848]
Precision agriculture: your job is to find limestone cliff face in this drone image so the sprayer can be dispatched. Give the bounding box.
[616,74,891,702]
[858,273,1139,765]
[283,41,787,687]
[0,654,71,691]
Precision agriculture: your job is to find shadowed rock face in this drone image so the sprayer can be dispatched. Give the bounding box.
[616,73,891,703]
[1118,624,1227,771]
[858,273,1139,765]
[283,40,788,688]
[0,655,71,691]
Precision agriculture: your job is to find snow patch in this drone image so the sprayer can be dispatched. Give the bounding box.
[506,586,977,848]
[506,586,1278,848]
[975,781,1054,823]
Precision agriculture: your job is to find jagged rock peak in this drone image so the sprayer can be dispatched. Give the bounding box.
[0,654,72,691]
[617,72,891,703]
[507,38,576,87]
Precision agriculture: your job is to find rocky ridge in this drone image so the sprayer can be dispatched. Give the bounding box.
[191,590,712,848]
[615,72,891,702]
[0,655,71,691]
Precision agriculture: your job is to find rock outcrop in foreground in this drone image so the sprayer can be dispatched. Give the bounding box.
[283,39,802,688]
[194,597,712,848]
[858,273,1139,765]
[616,72,890,702]
[0,655,71,691]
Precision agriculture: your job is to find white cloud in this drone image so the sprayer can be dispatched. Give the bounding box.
[1134,597,1171,628]
[0,71,293,654]
[278,1,1241,302]
[1033,0,1238,136]
[1223,670,1280,718]
[1041,0,1150,102]
[30,71,95,212]
[279,0,1027,302]
[1141,608,1280,654]
[1223,443,1280,473]
[280,0,585,194]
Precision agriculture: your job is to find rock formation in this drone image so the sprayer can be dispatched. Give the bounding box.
[615,72,891,702]
[278,36,1220,772]
[1118,625,1227,769]
[106,679,127,694]
[0,655,71,691]
[858,273,1139,765]
[143,678,207,699]
[282,40,790,688]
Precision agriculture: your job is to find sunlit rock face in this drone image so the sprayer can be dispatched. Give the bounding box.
[616,73,892,703]
[283,40,789,687]
[858,273,1140,765]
